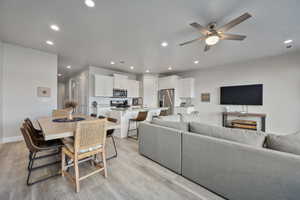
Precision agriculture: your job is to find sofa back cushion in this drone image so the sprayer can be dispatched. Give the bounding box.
[180,113,201,123]
[152,119,189,131]
[266,132,300,155]
[158,115,180,122]
[189,122,266,147]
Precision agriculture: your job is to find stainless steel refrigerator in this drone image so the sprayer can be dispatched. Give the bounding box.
[158,89,175,115]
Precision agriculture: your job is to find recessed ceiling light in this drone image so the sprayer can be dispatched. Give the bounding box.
[46,40,54,45]
[284,39,293,44]
[50,24,60,31]
[85,0,95,7]
[146,69,150,73]
[66,65,71,69]
[194,60,199,64]
[161,42,168,47]
[168,66,172,70]
[130,66,134,70]
[110,61,115,65]
[57,73,62,77]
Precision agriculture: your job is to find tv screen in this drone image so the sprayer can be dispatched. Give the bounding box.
[220,84,263,105]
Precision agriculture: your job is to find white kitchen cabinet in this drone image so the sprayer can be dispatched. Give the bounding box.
[179,78,195,98]
[158,75,179,90]
[94,74,113,96]
[142,75,158,107]
[174,106,195,114]
[127,80,140,97]
[113,74,128,90]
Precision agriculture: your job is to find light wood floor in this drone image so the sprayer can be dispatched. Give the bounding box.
[0,138,224,200]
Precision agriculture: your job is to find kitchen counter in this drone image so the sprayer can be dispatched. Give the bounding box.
[111,107,169,112]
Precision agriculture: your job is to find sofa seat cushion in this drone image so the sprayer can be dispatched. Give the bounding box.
[266,132,300,155]
[189,122,266,147]
[151,119,189,131]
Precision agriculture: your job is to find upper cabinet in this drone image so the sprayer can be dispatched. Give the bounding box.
[94,74,113,97]
[113,74,128,90]
[142,75,158,107]
[178,78,195,98]
[158,75,179,90]
[127,80,140,97]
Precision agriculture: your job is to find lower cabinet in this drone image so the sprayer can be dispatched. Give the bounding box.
[174,106,195,114]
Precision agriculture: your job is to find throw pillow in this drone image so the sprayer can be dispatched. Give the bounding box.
[266,132,300,155]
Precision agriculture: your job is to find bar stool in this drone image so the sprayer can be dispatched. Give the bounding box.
[106,117,118,160]
[127,111,148,140]
[152,109,168,120]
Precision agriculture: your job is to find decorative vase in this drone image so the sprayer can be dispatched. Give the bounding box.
[68,109,73,120]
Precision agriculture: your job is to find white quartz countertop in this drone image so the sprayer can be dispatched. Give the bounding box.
[110,107,168,112]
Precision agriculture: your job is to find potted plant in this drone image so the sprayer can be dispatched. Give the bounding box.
[64,101,78,120]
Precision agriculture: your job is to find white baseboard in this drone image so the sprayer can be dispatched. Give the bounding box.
[1,136,23,143]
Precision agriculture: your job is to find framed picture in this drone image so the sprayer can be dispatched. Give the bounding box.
[201,93,210,102]
[37,87,51,97]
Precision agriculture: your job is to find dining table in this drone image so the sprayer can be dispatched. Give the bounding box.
[37,114,120,141]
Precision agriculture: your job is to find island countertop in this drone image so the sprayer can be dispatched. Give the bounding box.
[110,107,169,112]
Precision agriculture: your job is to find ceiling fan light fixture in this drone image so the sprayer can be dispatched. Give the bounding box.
[205,35,220,46]
[85,0,95,8]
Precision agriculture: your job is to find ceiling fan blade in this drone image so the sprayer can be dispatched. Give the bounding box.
[190,22,210,35]
[217,13,252,33]
[179,37,205,46]
[220,33,246,40]
[204,45,211,52]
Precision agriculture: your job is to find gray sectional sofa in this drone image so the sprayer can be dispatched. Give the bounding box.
[138,119,300,200]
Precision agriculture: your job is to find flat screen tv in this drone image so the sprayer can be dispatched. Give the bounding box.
[220,84,263,105]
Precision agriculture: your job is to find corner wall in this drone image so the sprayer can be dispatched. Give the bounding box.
[178,51,300,134]
[2,43,58,142]
[0,41,3,142]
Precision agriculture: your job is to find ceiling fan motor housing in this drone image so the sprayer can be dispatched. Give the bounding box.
[207,22,217,30]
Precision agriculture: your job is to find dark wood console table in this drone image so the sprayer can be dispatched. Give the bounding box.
[222,112,266,132]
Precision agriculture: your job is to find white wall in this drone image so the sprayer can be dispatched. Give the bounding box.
[58,82,66,109]
[0,41,3,141]
[178,51,300,134]
[2,43,57,142]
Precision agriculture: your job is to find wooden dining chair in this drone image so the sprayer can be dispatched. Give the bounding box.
[52,108,72,118]
[61,119,107,193]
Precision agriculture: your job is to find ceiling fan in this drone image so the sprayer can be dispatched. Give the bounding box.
[180,13,252,51]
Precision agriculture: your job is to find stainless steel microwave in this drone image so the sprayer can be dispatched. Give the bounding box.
[113,89,127,98]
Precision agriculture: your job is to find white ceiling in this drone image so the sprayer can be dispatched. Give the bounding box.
[0,0,299,79]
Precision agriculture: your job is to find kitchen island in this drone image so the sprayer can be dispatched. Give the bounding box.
[108,107,168,138]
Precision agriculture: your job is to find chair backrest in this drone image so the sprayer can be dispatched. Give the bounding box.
[107,117,117,123]
[90,113,97,118]
[23,122,42,145]
[52,108,72,118]
[74,119,107,154]
[20,124,39,153]
[159,110,168,116]
[136,111,148,121]
[24,118,36,131]
[106,117,117,135]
